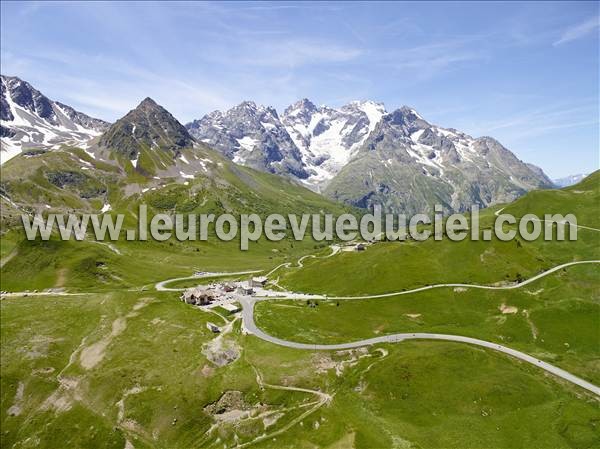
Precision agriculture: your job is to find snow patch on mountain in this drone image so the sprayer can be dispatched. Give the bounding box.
[353,100,385,135]
[236,136,258,152]
[1,75,109,164]
[281,100,386,187]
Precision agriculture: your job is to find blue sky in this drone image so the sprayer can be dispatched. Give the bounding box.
[1,1,598,178]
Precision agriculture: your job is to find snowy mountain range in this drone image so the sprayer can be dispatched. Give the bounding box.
[0,94,349,226]
[0,74,557,214]
[187,99,553,212]
[186,98,386,188]
[325,107,554,213]
[0,75,109,164]
[553,173,589,188]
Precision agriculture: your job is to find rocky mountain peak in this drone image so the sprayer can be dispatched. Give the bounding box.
[329,104,553,214]
[292,98,317,110]
[230,101,279,120]
[343,100,385,112]
[186,99,309,179]
[378,106,430,137]
[137,97,160,109]
[235,100,257,111]
[283,98,317,119]
[388,106,428,125]
[1,74,109,163]
[184,97,553,213]
[98,97,194,159]
[188,98,389,188]
[1,75,54,120]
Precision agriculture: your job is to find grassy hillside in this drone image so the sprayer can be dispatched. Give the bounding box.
[256,264,600,384]
[0,144,354,291]
[276,171,600,296]
[1,154,598,449]
[0,144,352,219]
[2,291,598,449]
[500,169,600,227]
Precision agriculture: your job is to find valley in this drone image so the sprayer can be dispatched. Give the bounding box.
[0,73,598,449]
[1,172,599,448]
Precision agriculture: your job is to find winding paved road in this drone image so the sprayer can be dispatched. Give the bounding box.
[155,270,262,291]
[240,297,600,397]
[264,245,341,277]
[328,260,600,300]
[156,259,600,397]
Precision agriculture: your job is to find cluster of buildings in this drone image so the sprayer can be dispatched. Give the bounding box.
[341,242,368,252]
[179,276,269,309]
[181,286,218,306]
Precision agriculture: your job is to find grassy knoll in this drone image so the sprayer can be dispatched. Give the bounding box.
[501,170,600,228]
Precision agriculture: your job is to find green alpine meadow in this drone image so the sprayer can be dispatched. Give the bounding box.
[1,2,598,449]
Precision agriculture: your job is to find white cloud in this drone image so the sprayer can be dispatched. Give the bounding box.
[212,39,363,69]
[375,40,486,81]
[467,101,599,141]
[553,16,600,46]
